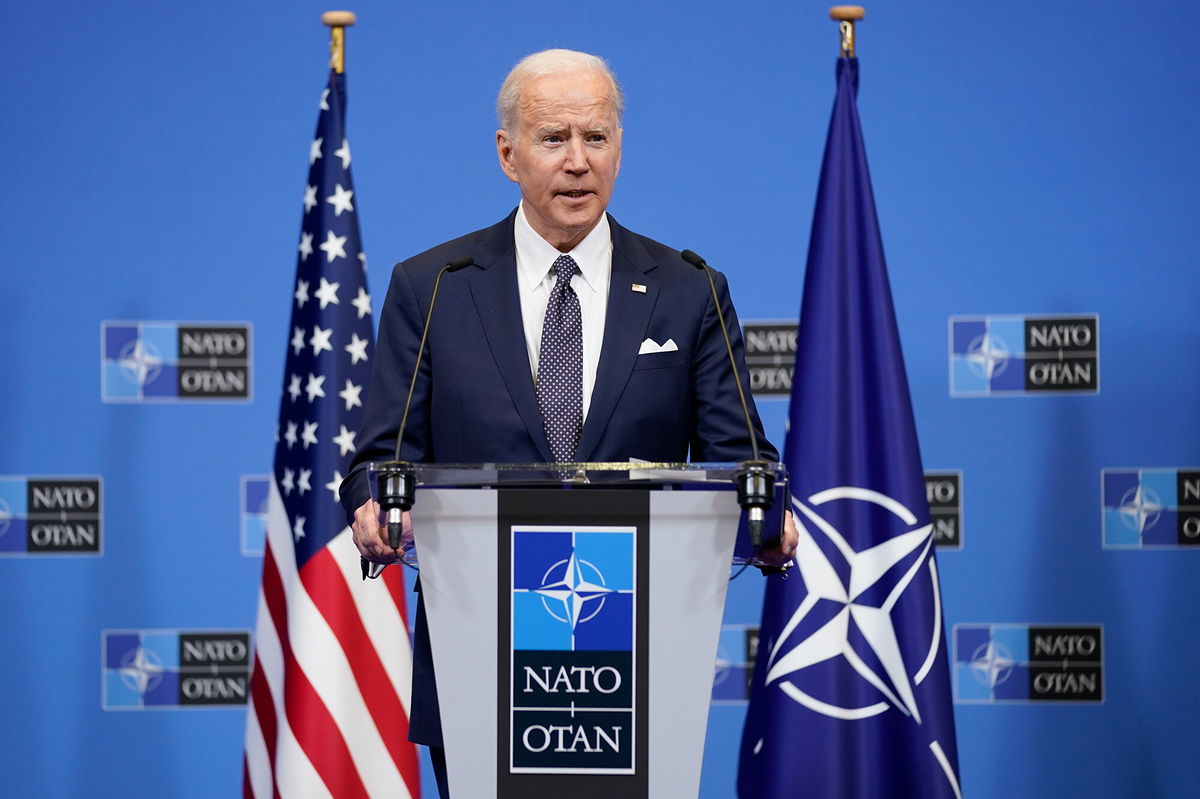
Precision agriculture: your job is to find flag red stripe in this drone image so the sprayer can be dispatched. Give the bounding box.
[261,545,371,799]
[247,648,280,799]
[300,547,420,796]
[381,560,410,620]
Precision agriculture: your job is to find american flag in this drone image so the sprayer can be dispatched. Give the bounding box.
[242,69,420,799]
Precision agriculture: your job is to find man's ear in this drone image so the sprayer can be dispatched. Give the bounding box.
[613,127,623,181]
[496,129,519,183]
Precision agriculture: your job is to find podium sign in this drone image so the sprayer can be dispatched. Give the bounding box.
[370,463,785,798]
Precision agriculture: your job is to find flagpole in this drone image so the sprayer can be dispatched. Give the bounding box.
[322,10,357,73]
[828,5,865,57]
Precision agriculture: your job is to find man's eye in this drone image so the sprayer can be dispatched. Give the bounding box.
[544,135,564,143]
[588,134,607,143]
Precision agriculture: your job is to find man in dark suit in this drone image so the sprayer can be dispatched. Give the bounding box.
[342,48,796,797]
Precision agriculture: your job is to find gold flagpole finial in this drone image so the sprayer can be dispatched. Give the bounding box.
[829,6,866,57]
[321,10,357,74]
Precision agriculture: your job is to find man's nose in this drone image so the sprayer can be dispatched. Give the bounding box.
[562,138,589,173]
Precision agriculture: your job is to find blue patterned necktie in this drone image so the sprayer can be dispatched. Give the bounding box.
[536,254,583,463]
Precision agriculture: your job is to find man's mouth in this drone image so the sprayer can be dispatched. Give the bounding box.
[559,190,590,199]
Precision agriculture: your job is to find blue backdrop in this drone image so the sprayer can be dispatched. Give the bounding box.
[2,1,1198,796]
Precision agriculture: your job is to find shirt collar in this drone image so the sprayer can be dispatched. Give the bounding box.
[514,202,611,295]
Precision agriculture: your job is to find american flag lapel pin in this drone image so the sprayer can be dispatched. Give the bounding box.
[631,283,647,294]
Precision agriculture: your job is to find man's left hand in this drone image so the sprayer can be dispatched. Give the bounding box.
[756,510,799,570]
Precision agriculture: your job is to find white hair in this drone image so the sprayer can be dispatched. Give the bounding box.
[496,49,624,133]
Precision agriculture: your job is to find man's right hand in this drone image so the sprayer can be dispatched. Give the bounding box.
[351,499,410,564]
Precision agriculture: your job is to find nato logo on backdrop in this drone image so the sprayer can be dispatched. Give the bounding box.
[742,321,797,398]
[949,315,1099,396]
[953,624,1103,703]
[0,476,102,556]
[510,526,636,773]
[102,630,252,709]
[240,475,271,556]
[712,625,758,703]
[1101,468,1200,548]
[925,471,963,549]
[101,321,252,402]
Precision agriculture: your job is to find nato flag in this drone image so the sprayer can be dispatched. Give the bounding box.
[737,57,962,799]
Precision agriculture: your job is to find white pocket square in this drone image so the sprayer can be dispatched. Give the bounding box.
[638,337,678,355]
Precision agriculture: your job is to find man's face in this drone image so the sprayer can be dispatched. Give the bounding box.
[496,69,622,252]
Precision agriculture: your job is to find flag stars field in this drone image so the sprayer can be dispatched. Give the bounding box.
[309,326,333,356]
[345,333,369,365]
[324,471,343,502]
[315,277,341,309]
[334,139,350,169]
[300,421,319,449]
[319,230,347,262]
[326,184,354,216]
[332,425,357,456]
[351,287,371,319]
[298,233,314,262]
[304,373,325,403]
[338,379,362,411]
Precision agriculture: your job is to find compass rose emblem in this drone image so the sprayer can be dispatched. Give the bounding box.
[764,486,943,722]
[118,645,165,696]
[965,332,1010,380]
[118,338,163,387]
[534,551,613,628]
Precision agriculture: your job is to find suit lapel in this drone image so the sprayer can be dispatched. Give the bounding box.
[577,218,660,461]
[467,214,553,462]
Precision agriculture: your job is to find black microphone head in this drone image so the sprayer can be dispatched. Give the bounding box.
[680,249,707,270]
[445,255,475,272]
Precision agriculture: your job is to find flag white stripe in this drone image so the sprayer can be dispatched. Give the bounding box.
[328,529,414,714]
[267,481,410,799]
[243,690,272,799]
[251,559,334,799]
[244,586,276,799]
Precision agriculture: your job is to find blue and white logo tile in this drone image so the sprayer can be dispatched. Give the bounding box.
[101,321,252,402]
[712,625,757,703]
[101,322,179,401]
[102,629,251,709]
[1102,468,1200,549]
[0,476,102,556]
[953,625,1029,703]
[0,477,27,553]
[949,314,1099,396]
[512,527,635,651]
[949,316,1026,396]
[240,475,271,556]
[104,631,180,709]
[509,526,637,773]
[954,624,1103,703]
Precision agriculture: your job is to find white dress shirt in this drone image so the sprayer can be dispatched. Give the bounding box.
[513,202,612,422]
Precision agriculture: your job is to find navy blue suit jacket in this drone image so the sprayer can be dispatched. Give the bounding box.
[341,210,776,745]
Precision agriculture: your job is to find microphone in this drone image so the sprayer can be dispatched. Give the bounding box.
[680,249,775,551]
[364,254,475,580]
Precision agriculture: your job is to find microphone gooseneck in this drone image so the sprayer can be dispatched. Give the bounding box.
[681,248,774,549]
[368,255,474,577]
[392,254,475,462]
